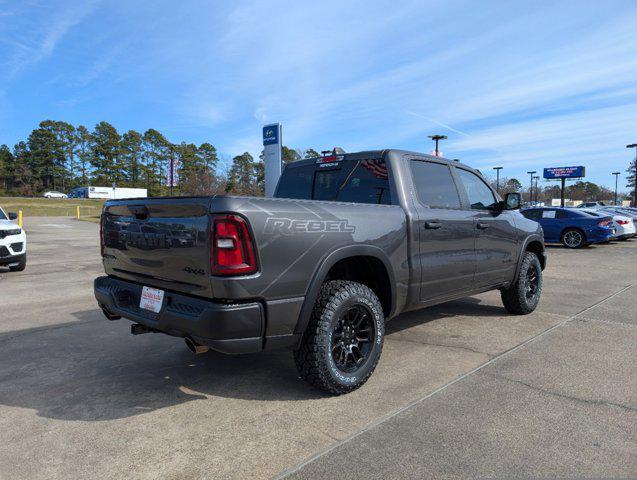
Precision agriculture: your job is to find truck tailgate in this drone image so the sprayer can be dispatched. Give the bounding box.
[102,197,213,297]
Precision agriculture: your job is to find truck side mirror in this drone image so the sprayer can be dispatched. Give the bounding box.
[504,193,521,210]
[8,212,18,220]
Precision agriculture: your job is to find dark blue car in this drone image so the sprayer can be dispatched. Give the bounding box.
[521,207,614,248]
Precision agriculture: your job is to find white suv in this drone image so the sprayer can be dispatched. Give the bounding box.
[0,207,27,271]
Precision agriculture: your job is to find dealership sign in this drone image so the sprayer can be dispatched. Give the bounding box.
[263,123,282,197]
[543,166,585,179]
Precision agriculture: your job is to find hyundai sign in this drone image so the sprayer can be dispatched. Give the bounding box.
[263,123,282,197]
[263,125,279,146]
[543,166,585,179]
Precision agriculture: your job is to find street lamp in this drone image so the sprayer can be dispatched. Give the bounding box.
[627,144,637,207]
[612,172,620,206]
[493,166,503,193]
[533,176,540,204]
[428,135,447,157]
[527,171,536,205]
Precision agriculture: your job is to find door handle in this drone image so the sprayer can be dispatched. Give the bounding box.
[425,221,442,229]
[477,222,490,230]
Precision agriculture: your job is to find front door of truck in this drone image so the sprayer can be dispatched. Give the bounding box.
[453,167,519,287]
[409,159,477,302]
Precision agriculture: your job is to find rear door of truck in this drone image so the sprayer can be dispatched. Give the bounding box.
[101,197,214,297]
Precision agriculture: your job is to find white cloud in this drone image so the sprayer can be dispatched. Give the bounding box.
[1,1,99,80]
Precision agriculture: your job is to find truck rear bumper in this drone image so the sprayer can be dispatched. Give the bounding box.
[94,276,264,354]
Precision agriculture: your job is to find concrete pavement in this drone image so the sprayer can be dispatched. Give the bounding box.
[0,216,635,479]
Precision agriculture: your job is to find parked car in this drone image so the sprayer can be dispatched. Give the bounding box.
[521,207,614,248]
[576,201,606,208]
[94,149,546,394]
[602,206,637,221]
[43,191,67,198]
[581,209,636,240]
[0,206,27,271]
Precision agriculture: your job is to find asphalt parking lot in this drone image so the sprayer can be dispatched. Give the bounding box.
[0,217,635,479]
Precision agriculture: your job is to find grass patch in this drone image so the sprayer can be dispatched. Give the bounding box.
[0,197,105,217]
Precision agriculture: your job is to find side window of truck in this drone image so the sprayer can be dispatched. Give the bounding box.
[455,168,497,210]
[410,160,461,209]
[337,158,391,205]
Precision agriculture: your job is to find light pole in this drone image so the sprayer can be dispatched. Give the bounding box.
[493,166,503,193]
[612,172,620,206]
[527,171,536,205]
[627,144,637,207]
[428,135,447,157]
[533,175,540,204]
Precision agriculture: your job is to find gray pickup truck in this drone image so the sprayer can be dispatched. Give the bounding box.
[95,149,545,394]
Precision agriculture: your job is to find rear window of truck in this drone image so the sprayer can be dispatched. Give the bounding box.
[275,158,391,205]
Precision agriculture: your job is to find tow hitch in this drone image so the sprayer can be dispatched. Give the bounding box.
[131,324,159,335]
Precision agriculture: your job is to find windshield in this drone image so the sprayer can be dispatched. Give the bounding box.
[0,208,7,220]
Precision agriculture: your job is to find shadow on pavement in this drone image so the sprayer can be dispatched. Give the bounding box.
[0,298,499,422]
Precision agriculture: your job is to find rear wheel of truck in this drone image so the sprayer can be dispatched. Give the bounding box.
[500,251,542,315]
[294,280,385,395]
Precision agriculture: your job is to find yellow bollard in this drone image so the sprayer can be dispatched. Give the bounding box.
[76,205,81,220]
[18,210,23,228]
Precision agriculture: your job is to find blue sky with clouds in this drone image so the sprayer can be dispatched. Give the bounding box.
[1,0,637,189]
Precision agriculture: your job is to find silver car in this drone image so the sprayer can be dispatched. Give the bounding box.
[582,209,636,240]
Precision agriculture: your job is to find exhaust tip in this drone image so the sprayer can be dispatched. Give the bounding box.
[100,306,121,321]
[185,337,209,354]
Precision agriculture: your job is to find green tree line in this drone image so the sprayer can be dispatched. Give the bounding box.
[0,120,319,197]
[488,176,629,204]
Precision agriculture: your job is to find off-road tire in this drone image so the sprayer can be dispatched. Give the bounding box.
[500,252,542,315]
[561,228,586,248]
[9,254,26,272]
[294,280,385,395]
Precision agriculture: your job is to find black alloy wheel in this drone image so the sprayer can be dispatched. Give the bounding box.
[331,304,375,373]
[525,262,540,302]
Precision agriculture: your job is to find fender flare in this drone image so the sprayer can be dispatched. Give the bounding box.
[293,244,397,337]
[514,234,546,279]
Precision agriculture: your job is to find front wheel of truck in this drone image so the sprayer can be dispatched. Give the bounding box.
[500,251,542,315]
[294,280,385,395]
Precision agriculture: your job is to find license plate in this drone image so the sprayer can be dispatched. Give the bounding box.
[140,286,164,313]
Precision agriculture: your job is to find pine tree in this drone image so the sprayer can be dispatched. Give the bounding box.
[27,124,65,190]
[75,125,92,186]
[198,142,218,174]
[91,122,123,186]
[303,148,320,159]
[12,141,39,195]
[0,145,13,193]
[227,152,257,195]
[282,146,301,165]
[627,157,636,206]
[121,130,144,186]
[142,129,169,194]
[38,120,76,190]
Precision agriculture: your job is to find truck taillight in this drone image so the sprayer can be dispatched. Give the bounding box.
[211,215,256,276]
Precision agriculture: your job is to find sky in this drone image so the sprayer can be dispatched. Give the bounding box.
[1,0,637,190]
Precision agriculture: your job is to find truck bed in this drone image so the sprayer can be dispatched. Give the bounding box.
[101,194,408,309]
